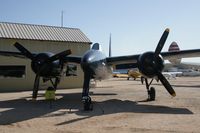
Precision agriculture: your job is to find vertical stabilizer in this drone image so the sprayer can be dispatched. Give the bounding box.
[168,42,180,52]
[168,42,181,64]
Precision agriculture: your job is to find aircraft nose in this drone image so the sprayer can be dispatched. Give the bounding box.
[81,55,93,71]
[82,56,93,63]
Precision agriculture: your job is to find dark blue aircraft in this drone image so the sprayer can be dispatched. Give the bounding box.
[1,28,200,110]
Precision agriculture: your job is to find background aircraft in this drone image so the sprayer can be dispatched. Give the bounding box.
[164,42,200,77]
[162,71,182,79]
[127,68,142,80]
[1,28,200,111]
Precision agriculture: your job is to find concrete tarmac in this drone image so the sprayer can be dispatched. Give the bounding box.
[0,77,200,133]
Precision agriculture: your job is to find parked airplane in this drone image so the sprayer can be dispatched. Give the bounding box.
[180,69,200,77]
[127,68,142,80]
[162,71,182,79]
[166,42,200,77]
[1,28,200,111]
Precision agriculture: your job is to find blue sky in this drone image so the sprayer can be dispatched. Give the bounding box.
[1,0,200,62]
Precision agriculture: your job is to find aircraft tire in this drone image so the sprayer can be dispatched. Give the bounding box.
[149,87,156,101]
[83,96,93,111]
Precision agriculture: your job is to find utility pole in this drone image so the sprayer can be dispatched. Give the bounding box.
[109,33,112,57]
[61,10,64,27]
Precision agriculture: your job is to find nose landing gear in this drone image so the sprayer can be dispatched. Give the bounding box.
[82,96,93,111]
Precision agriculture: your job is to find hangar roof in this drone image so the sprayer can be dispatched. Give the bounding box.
[0,22,91,44]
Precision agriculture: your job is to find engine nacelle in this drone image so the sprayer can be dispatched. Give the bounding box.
[137,51,164,78]
[31,53,61,76]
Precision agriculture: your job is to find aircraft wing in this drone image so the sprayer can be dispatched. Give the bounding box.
[106,49,200,65]
[0,51,27,58]
[106,54,140,65]
[0,50,83,63]
[161,49,200,60]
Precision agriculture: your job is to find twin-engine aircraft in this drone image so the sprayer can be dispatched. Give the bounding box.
[1,28,200,111]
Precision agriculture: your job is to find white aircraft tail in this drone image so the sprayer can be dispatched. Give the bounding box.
[168,42,182,64]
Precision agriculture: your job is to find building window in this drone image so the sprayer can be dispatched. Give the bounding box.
[66,64,77,76]
[0,65,26,78]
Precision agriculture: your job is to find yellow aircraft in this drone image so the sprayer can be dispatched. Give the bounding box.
[127,69,141,80]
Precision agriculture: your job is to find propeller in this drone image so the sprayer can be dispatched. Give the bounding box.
[154,28,169,57]
[36,49,71,73]
[138,28,176,97]
[14,42,34,60]
[44,50,71,63]
[13,42,72,99]
[14,42,71,74]
[153,28,176,97]
[157,72,176,96]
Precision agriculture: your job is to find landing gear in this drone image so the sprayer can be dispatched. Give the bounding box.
[82,96,93,111]
[82,71,93,111]
[32,76,60,100]
[141,76,144,84]
[49,77,60,90]
[149,87,155,101]
[144,78,156,101]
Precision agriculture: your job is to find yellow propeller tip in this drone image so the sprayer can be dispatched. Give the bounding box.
[165,28,170,32]
[171,93,176,97]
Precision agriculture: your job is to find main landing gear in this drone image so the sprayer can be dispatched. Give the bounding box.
[32,77,60,100]
[144,78,156,101]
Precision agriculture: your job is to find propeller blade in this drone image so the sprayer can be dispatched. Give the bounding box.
[157,71,176,97]
[14,42,34,60]
[44,49,71,63]
[36,49,71,75]
[155,28,170,56]
[32,74,40,100]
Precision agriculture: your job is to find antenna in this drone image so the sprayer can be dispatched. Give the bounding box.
[109,33,112,57]
[61,10,64,27]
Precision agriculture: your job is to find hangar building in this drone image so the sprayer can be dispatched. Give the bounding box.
[0,22,92,91]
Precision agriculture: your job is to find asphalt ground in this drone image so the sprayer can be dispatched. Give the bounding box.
[0,77,200,133]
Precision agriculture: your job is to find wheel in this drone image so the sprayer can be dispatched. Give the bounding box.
[141,77,144,84]
[149,87,156,101]
[84,101,93,111]
[82,96,93,111]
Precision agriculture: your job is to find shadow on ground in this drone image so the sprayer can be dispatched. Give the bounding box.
[0,92,193,125]
[152,83,200,88]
